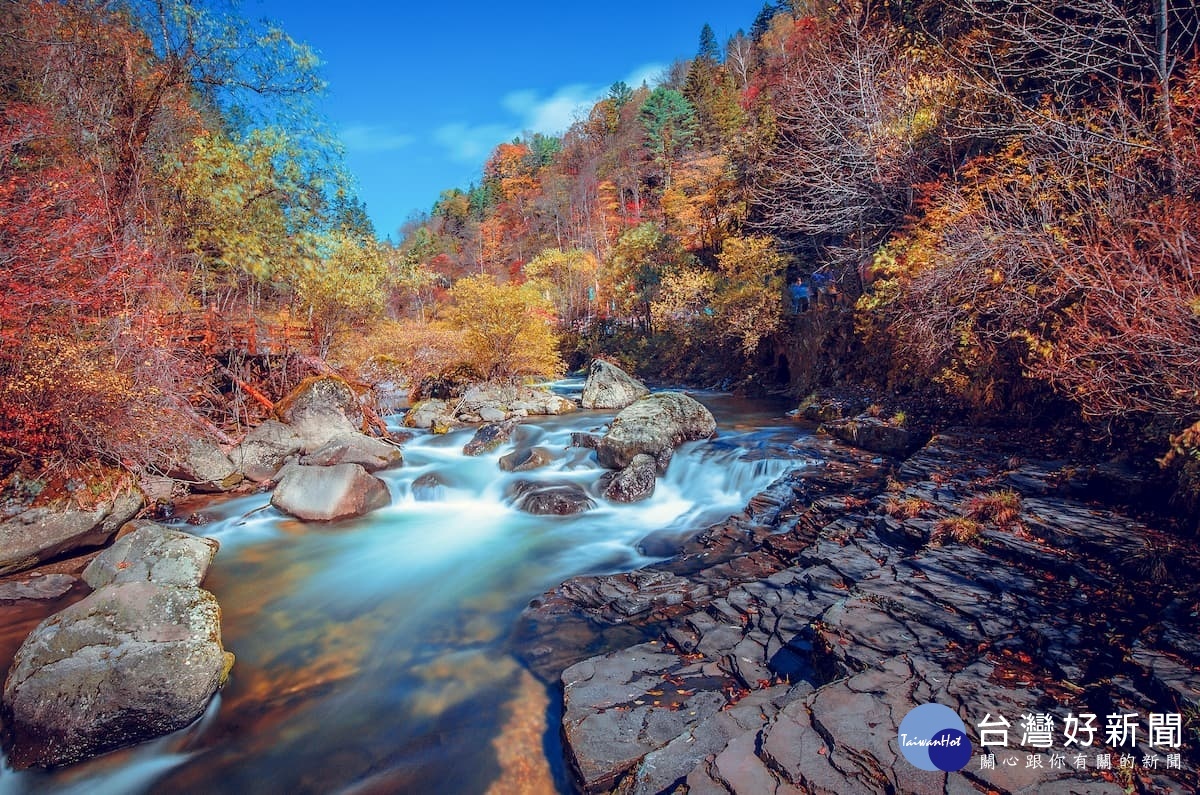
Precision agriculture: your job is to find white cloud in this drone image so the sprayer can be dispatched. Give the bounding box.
[431,61,667,164]
[433,121,519,163]
[340,123,415,153]
[623,62,666,90]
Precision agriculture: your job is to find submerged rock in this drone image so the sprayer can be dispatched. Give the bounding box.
[499,446,554,472]
[411,472,447,501]
[230,419,302,482]
[580,359,649,410]
[301,432,402,472]
[510,481,595,516]
[2,581,231,769]
[0,493,144,577]
[463,420,517,456]
[270,464,391,522]
[600,454,656,503]
[595,392,716,471]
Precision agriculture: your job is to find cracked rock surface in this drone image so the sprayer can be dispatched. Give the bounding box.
[516,430,1200,794]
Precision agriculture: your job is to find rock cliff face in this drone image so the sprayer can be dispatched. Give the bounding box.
[516,430,1200,794]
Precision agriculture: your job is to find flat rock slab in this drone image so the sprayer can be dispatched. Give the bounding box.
[83,521,218,589]
[519,428,1200,793]
[0,574,77,602]
[2,581,231,769]
[0,493,144,577]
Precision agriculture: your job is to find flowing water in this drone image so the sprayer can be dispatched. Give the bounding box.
[0,384,812,794]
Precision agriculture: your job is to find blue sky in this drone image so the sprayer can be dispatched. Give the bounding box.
[250,1,767,239]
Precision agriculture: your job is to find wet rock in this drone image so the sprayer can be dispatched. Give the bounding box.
[1,581,231,769]
[82,521,218,589]
[562,643,729,793]
[230,420,302,482]
[600,454,656,503]
[278,376,363,451]
[499,446,554,472]
[168,439,242,492]
[270,464,390,522]
[463,420,517,456]
[824,414,922,457]
[300,432,402,472]
[0,493,144,577]
[518,428,1200,793]
[595,392,716,471]
[580,359,649,410]
[511,481,595,516]
[411,472,447,501]
[571,432,602,450]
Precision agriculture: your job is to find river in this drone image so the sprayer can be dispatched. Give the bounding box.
[0,383,811,794]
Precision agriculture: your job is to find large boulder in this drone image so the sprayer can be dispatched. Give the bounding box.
[83,521,218,589]
[0,493,144,577]
[463,420,518,456]
[595,393,716,471]
[580,359,649,410]
[300,432,402,472]
[270,464,391,522]
[277,376,363,452]
[600,454,657,503]
[168,439,242,492]
[230,419,302,482]
[1,581,231,769]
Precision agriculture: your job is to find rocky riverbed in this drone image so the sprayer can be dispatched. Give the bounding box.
[516,427,1200,794]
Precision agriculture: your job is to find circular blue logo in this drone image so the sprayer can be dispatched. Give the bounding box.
[897,703,972,772]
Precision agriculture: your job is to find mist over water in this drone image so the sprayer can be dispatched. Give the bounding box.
[0,387,810,794]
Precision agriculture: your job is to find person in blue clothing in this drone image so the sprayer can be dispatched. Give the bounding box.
[811,271,830,307]
[789,278,810,312]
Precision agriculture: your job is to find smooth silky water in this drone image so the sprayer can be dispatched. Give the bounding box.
[0,384,815,794]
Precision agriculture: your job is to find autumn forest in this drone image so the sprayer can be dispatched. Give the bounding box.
[3,0,1200,520]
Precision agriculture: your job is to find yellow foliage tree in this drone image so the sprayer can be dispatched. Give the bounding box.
[661,153,743,253]
[445,274,563,382]
[524,248,599,327]
[712,236,787,355]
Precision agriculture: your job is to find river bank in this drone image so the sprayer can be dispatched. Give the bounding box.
[516,423,1200,793]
